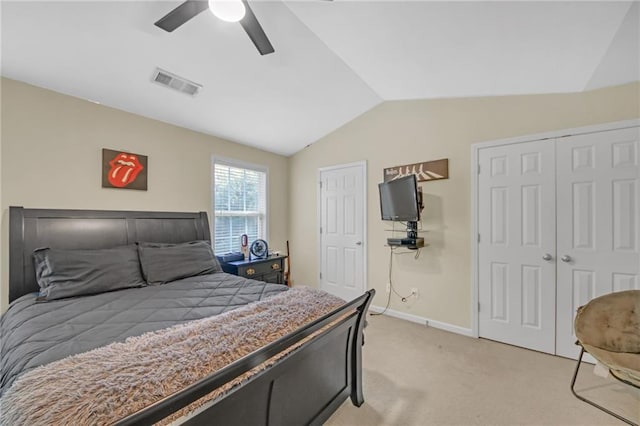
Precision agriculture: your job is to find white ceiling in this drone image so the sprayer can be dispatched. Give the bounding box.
[1,1,638,156]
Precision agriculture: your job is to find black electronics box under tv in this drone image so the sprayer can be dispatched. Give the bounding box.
[387,237,425,249]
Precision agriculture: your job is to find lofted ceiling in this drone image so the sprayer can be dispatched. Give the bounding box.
[1,1,638,156]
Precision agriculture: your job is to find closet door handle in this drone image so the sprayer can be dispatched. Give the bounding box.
[542,253,552,261]
[561,255,572,263]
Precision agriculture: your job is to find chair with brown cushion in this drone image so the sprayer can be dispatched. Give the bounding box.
[571,290,640,426]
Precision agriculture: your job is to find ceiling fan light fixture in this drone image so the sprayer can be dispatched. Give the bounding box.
[208,0,246,23]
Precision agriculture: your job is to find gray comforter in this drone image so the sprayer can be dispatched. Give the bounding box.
[0,272,287,396]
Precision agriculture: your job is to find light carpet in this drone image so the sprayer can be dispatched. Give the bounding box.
[327,314,639,425]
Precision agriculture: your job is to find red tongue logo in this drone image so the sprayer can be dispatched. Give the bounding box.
[108,153,144,188]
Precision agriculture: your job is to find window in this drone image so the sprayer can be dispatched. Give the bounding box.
[213,160,267,254]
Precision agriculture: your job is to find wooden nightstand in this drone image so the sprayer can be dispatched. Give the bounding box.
[219,255,287,285]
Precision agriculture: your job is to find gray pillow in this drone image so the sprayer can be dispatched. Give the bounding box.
[137,240,221,285]
[33,245,146,301]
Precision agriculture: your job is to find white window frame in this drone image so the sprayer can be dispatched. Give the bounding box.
[212,156,269,254]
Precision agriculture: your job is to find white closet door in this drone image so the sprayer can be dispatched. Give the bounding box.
[319,163,366,302]
[478,140,557,354]
[556,127,640,359]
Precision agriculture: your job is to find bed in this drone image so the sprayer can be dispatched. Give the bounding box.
[1,206,374,425]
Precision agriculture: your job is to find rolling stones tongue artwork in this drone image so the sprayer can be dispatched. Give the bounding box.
[108,153,143,187]
[102,149,148,190]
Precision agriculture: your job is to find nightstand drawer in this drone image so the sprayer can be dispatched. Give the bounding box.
[237,260,279,277]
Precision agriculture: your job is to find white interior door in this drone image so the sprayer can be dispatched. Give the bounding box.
[556,127,640,359]
[319,162,366,301]
[478,140,557,354]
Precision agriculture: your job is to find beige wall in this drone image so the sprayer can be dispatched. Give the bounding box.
[3,77,639,323]
[0,80,3,311]
[289,82,640,329]
[0,78,289,312]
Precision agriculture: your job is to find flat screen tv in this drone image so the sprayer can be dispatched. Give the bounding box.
[378,175,421,221]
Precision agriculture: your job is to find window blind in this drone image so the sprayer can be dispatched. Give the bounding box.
[213,161,267,254]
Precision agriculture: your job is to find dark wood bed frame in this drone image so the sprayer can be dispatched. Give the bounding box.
[9,206,374,425]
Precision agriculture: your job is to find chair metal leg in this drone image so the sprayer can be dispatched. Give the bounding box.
[570,347,639,426]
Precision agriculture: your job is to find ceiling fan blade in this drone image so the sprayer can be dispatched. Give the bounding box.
[239,1,275,55]
[155,0,209,32]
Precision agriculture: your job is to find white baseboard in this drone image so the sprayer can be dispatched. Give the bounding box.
[369,305,474,337]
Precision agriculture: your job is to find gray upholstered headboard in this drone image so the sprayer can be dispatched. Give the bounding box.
[9,206,211,303]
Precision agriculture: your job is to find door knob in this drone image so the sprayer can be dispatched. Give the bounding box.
[561,255,572,263]
[542,253,552,261]
[356,241,362,246]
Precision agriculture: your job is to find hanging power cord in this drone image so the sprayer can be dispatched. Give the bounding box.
[371,246,417,316]
[371,248,394,316]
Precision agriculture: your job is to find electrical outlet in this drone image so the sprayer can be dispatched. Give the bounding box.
[386,283,391,293]
[410,287,419,298]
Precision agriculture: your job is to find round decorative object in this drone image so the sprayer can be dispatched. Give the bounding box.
[250,239,269,259]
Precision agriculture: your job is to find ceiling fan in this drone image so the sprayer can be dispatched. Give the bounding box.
[155,0,275,55]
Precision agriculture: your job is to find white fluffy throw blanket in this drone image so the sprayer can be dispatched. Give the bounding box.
[0,287,345,425]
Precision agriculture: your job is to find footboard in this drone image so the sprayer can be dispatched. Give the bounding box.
[115,289,375,425]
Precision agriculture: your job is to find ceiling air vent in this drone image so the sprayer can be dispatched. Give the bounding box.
[151,68,202,96]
